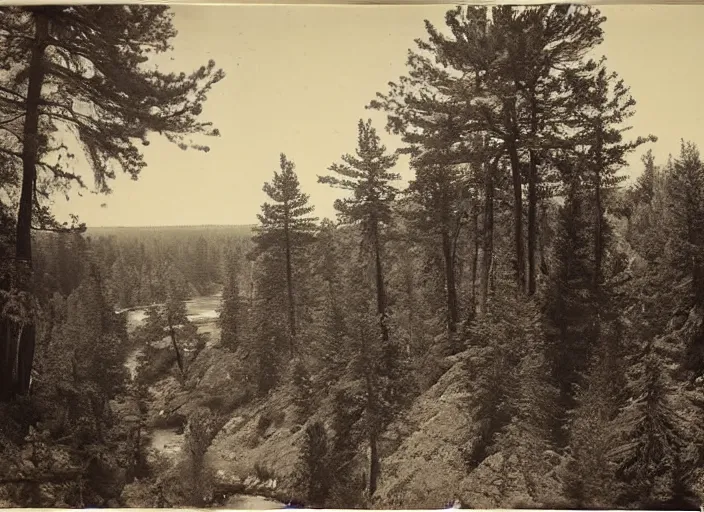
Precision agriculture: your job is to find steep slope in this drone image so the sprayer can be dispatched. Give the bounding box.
[372,351,564,509]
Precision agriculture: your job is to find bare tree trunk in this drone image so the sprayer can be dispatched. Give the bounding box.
[6,11,49,400]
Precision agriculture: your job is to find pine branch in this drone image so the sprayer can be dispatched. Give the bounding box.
[0,84,27,101]
[0,112,24,126]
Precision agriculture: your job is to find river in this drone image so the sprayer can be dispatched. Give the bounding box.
[123,292,223,380]
[122,292,285,509]
[123,291,224,334]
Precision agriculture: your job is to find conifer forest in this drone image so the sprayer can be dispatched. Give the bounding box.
[2,4,704,510]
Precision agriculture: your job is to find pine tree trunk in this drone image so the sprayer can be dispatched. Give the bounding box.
[371,220,389,344]
[368,428,379,497]
[284,217,296,355]
[470,209,479,309]
[506,140,525,294]
[490,253,496,292]
[594,128,604,294]
[364,367,380,498]
[9,10,49,399]
[403,258,416,356]
[478,158,495,317]
[441,226,458,335]
[0,323,18,401]
[594,175,603,293]
[169,324,184,374]
[132,422,143,480]
[539,202,549,277]
[527,149,538,296]
[527,97,540,297]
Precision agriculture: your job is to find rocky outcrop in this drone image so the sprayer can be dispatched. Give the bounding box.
[206,384,307,498]
[373,354,471,509]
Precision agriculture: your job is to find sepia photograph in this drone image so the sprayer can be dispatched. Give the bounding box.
[1,1,704,509]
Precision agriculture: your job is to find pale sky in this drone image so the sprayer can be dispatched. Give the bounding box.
[50,4,704,227]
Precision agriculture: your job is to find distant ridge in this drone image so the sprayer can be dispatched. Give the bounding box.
[84,224,257,238]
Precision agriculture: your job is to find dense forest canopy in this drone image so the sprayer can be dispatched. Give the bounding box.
[2,4,704,510]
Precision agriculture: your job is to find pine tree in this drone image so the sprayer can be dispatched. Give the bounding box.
[252,153,317,356]
[25,261,131,504]
[306,220,350,388]
[635,150,657,205]
[0,5,223,400]
[182,409,216,506]
[494,338,559,506]
[562,61,655,293]
[544,179,597,440]
[626,152,669,264]
[295,421,331,507]
[609,347,696,507]
[664,140,704,305]
[462,292,557,480]
[327,387,365,508]
[319,119,399,354]
[141,266,194,378]
[564,330,624,508]
[373,5,607,296]
[405,164,467,337]
[219,246,243,350]
[542,62,654,447]
[383,220,439,374]
[319,120,404,496]
[245,253,289,396]
[164,277,190,376]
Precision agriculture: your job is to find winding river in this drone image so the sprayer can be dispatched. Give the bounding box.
[121,292,284,509]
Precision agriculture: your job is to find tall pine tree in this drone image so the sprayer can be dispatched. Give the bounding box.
[251,153,317,356]
[319,119,406,497]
